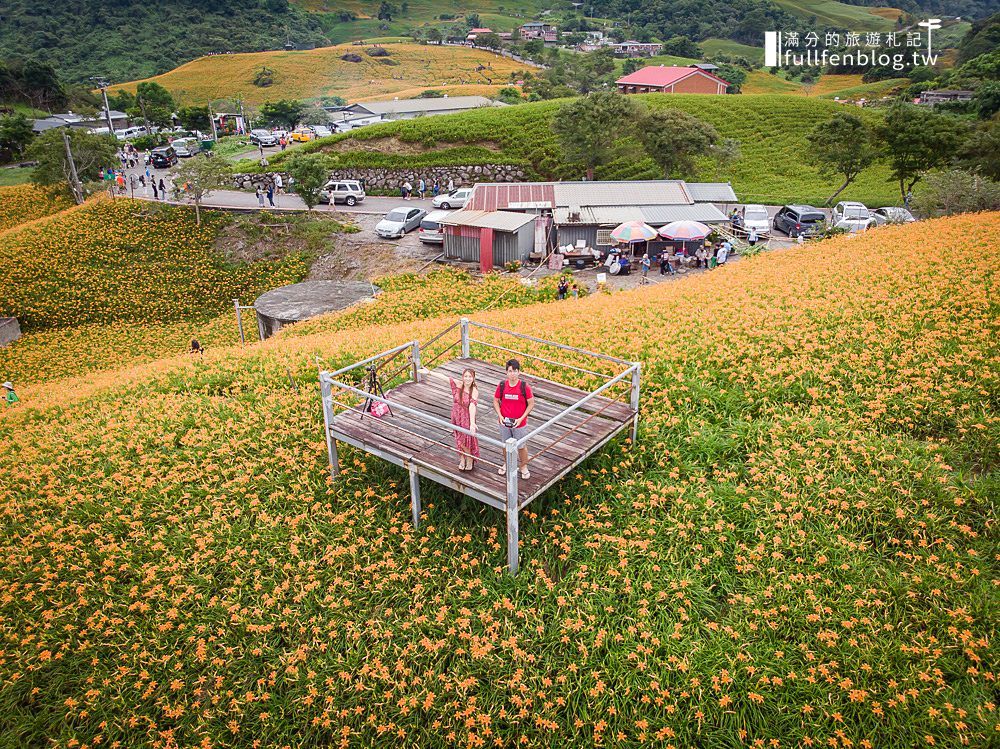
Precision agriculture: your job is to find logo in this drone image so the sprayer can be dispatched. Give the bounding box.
[764,19,940,72]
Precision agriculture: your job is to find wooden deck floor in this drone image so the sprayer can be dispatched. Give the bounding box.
[328,358,634,509]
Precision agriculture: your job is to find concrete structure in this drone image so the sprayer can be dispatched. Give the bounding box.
[616,65,729,95]
[0,317,21,348]
[466,27,494,41]
[253,281,378,339]
[610,41,663,57]
[441,210,537,270]
[334,96,505,123]
[519,22,558,42]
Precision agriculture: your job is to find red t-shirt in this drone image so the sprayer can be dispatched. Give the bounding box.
[495,378,533,420]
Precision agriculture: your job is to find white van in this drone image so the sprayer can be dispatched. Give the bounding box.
[114,126,146,140]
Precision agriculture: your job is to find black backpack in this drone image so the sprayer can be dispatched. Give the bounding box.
[500,379,527,403]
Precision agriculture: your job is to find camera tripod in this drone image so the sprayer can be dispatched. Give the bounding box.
[360,364,392,420]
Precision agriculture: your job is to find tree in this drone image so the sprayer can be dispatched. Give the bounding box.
[131,82,176,129]
[637,108,720,179]
[28,128,117,203]
[377,2,395,21]
[662,35,702,58]
[178,105,211,134]
[622,58,642,76]
[551,92,641,180]
[876,104,970,199]
[958,119,1000,181]
[974,81,1000,120]
[477,32,502,50]
[806,112,879,206]
[466,13,481,29]
[711,63,747,94]
[0,113,34,159]
[285,153,329,210]
[711,137,741,181]
[912,169,1000,217]
[496,86,523,105]
[426,27,443,44]
[170,155,231,225]
[300,106,332,126]
[259,99,305,129]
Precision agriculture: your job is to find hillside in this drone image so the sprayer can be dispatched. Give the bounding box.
[109,43,533,106]
[1,212,996,747]
[0,185,72,233]
[276,94,900,206]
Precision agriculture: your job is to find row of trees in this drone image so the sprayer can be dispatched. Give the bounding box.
[551,92,738,182]
[808,104,997,204]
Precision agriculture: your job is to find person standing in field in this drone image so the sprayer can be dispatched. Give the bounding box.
[2,382,18,407]
[640,253,651,284]
[449,369,480,472]
[493,359,535,480]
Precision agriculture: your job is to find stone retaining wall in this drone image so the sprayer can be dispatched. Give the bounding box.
[231,164,527,191]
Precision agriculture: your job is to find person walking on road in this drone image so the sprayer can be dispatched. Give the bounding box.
[266,184,275,207]
[151,180,158,200]
[256,187,266,208]
[158,178,166,200]
[418,178,426,199]
[447,177,455,193]
[274,174,283,194]
[403,181,413,200]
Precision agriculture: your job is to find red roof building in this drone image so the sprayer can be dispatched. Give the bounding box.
[616,65,729,95]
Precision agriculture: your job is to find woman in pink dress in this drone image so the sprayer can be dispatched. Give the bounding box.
[449,368,480,471]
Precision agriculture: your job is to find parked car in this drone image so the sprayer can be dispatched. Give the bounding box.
[290,127,315,143]
[376,207,427,238]
[311,125,333,138]
[871,206,916,226]
[149,146,178,169]
[114,126,146,140]
[432,187,473,210]
[832,201,875,232]
[319,179,366,206]
[773,204,827,238]
[418,210,451,244]
[250,129,278,147]
[171,137,201,157]
[740,204,772,237]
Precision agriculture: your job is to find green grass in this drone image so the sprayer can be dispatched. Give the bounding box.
[0,167,32,187]
[701,38,764,65]
[772,0,898,32]
[271,93,899,206]
[613,53,700,73]
[818,77,910,100]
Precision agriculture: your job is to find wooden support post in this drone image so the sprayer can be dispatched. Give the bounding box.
[234,299,245,346]
[320,376,339,481]
[630,362,641,446]
[409,468,421,529]
[412,340,421,382]
[460,317,470,359]
[505,439,520,574]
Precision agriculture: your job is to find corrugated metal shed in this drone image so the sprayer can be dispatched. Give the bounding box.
[640,203,729,224]
[553,206,645,225]
[685,182,738,203]
[553,181,691,207]
[442,210,537,231]
[467,183,557,212]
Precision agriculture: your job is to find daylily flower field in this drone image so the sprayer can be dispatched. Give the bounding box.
[0,184,72,233]
[0,210,996,748]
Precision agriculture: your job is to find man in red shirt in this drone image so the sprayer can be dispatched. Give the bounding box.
[493,359,535,479]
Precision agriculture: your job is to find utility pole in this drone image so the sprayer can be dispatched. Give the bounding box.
[62,130,84,204]
[90,77,116,136]
[207,100,219,141]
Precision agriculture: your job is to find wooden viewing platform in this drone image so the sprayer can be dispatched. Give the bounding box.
[319,319,641,573]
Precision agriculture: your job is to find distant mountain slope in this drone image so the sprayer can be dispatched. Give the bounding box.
[0,0,331,83]
[109,44,532,106]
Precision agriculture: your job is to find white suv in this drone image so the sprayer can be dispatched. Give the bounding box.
[319,180,365,206]
[832,201,875,233]
[433,187,473,210]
